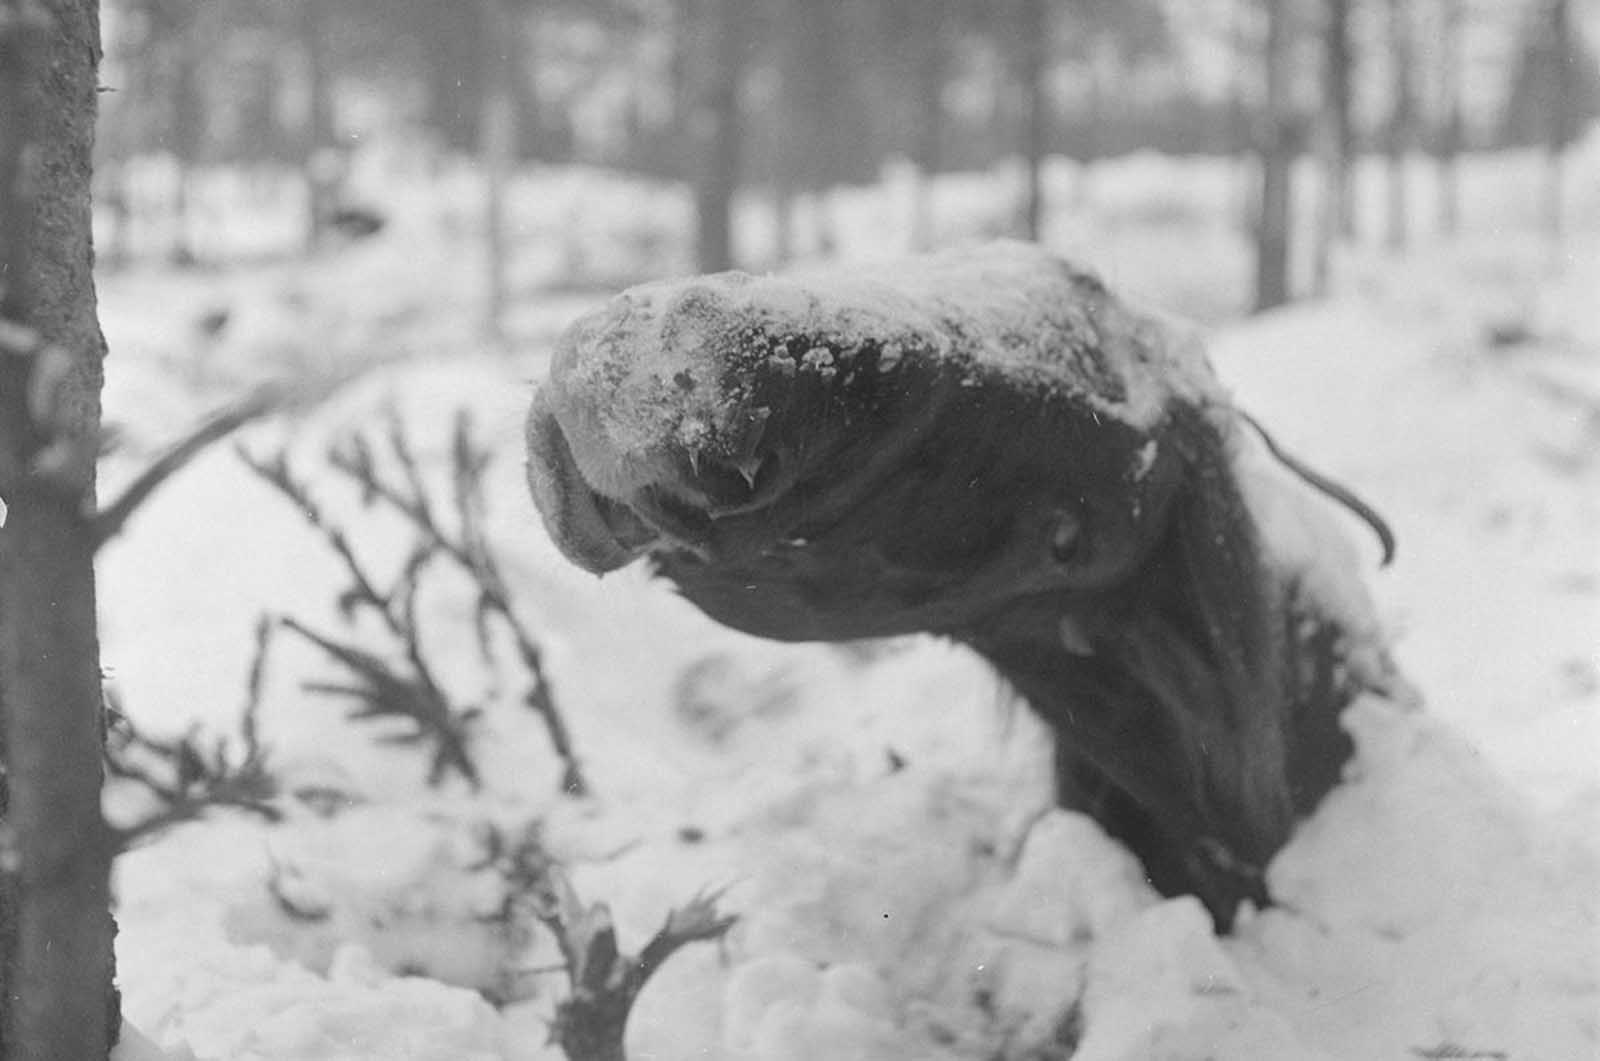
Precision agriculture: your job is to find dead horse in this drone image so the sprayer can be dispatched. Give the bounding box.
[525,241,1404,930]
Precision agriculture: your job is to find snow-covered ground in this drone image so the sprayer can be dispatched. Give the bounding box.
[95,148,1598,1059]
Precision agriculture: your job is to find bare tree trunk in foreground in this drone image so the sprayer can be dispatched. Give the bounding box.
[0,1,118,1057]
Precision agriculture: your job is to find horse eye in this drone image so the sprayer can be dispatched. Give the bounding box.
[1050,511,1083,565]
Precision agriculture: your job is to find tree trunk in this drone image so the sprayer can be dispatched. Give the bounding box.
[417,1,487,154]
[300,0,335,253]
[1078,36,1111,212]
[771,181,795,264]
[510,9,541,161]
[908,0,946,251]
[1230,0,1258,234]
[1314,0,1354,294]
[1327,0,1357,240]
[1018,0,1050,241]
[1547,0,1572,250]
[770,0,804,262]
[692,0,745,272]
[480,0,515,340]
[783,0,841,256]
[169,37,201,266]
[1255,0,1294,312]
[1434,0,1463,237]
[1325,0,1356,247]
[0,1,117,1057]
[1385,0,1413,253]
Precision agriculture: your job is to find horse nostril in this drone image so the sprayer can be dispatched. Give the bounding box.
[1050,509,1085,565]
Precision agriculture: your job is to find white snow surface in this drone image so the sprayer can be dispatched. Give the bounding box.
[97,153,1598,1060]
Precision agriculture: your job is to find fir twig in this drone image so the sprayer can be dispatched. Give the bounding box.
[325,405,587,795]
[238,438,487,789]
[527,862,736,1061]
[92,384,283,549]
[279,615,481,788]
[105,615,282,850]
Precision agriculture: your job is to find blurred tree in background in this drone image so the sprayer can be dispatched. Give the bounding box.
[94,0,1600,310]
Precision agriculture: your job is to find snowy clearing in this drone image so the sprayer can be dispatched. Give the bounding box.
[96,152,1598,1060]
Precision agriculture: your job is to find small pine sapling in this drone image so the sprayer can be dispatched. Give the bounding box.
[502,835,736,1061]
[238,442,483,788]
[104,614,282,851]
[331,408,586,794]
[240,405,586,794]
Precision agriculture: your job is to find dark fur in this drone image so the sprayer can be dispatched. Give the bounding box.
[527,251,1389,929]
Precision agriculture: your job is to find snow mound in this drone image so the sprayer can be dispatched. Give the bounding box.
[1228,423,1402,692]
[1233,699,1600,1061]
[119,926,503,1061]
[96,196,1599,1059]
[222,806,539,1002]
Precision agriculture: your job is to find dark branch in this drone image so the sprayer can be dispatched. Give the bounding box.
[92,385,282,549]
[325,406,588,795]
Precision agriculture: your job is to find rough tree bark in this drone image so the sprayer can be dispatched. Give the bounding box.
[0,0,118,1057]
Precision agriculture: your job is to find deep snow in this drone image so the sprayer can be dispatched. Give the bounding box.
[93,149,1598,1059]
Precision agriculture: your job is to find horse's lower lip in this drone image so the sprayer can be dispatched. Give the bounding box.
[588,488,660,553]
[626,484,716,549]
